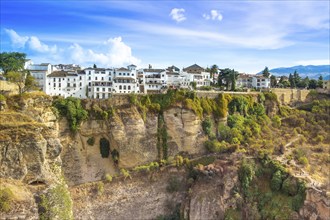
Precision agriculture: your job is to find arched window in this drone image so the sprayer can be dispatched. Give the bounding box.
[119,85,122,90]
[123,85,126,90]
[128,85,131,90]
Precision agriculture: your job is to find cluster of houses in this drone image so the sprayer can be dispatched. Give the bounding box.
[24,60,271,99]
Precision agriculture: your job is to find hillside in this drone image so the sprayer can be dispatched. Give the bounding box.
[260,65,330,79]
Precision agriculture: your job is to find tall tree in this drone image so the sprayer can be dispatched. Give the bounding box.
[293,70,301,87]
[289,73,295,88]
[218,68,232,90]
[93,64,97,68]
[298,77,309,88]
[318,75,323,88]
[230,69,239,91]
[309,79,317,89]
[210,64,218,79]
[270,75,277,88]
[0,52,26,74]
[262,67,270,78]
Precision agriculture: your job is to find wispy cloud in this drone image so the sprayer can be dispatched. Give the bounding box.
[203,10,223,21]
[169,8,186,22]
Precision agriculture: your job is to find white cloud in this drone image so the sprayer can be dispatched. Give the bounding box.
[68,37,141,67]
[5,29,57,53]
[169,8,186,22]
[5,29,29,48]
[28,36,57,53]
[5,29,140,67]
[203,10,223,21]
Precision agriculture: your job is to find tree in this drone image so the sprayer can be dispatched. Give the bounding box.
[5,70,37,94]
[309,79,317,89]
[317,75,323,88]
[297,77,309,88]
[262,66,270,78]
[270,75,277,88]
[210,64,218,80]
[289,73,295,88]
[218,68,237,90]
[0,52,26,74]
[293,71,301,87]
[93,64,97,68]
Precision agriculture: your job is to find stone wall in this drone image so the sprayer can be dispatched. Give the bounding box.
[0,81,19,95]
[272,88,309,105]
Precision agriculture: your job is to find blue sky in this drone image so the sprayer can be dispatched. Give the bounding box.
[1,0,329,73]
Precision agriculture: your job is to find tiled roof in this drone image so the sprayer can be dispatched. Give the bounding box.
[183,64,205,73]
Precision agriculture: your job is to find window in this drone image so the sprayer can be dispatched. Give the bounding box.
[128,85,131,90]
[80,82,82,87]
[109,77,111,81]
[119,85,122,89]
[108,88,111,91]
[119,72,122,76]
[53,83,56,87]
[97,88,99,91]
[102,77,104,81]
[123,73,126,76]
[89,82,91,86]
[80,76,82,80]
[89,71,91,75]
[53,78,56,82]
[95,77,98,80]
[59,83,61,87]
[89,76,91,80]
[124,85,126,90]
[67,83,70,87]
[103,88,105,92]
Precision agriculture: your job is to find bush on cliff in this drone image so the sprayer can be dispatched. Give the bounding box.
[0,188,14,212]
[53,97,88,132]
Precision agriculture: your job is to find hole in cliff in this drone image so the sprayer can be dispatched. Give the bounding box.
[29,180,46,186]
[100,137,110,158]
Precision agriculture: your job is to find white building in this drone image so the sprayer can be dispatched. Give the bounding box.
[252,75,271,89]
[236,74,253,88]
[182,64,211,87]
[27,63,53,92]
[84,67,113,99]
[113,65,139,94]
[46,70,87,98]
[141,67,166,93]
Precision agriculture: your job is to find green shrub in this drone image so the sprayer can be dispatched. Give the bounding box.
[0,94,6,102]
[53,97,88,132]
[111,149,119,164]
[105,174,113,182]
[298,156,308,166]
[270,170,283,191]
[39,183,73,220]
[238,159,255,194]
[282,177,298,196]
[0,188,14,212]
[272,115,281,128]
[202,117,213,136]
[87,137,95,146]
[120,168,131,180]
[204,140,229,153]
[97,182,104,195]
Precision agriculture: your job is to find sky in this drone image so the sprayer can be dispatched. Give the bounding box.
[1,0,329,73]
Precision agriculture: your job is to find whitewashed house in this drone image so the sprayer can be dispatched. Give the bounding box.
[236,74,253,88]
[46,70,87,98]
[252,75,270,89]
[142,67,166,93]
[166,65,182,88]
[27,63,53,92]
[112,65,139,94]
[84,67,114,99]
[182,64,211,87]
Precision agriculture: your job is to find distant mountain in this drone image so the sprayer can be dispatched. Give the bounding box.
[259,65,330,80]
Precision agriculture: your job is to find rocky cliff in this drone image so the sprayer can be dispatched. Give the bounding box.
[0,94,329,220]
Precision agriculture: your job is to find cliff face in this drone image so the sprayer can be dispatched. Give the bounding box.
[61,103,207,185]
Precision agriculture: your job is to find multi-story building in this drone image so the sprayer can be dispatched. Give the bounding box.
[252,75,271,89]
[182,64,211,87]
[46,70,87,98]
[236,74,253,88]
[27,63,53,92]
[165,65,181,88]
[113,65,139,94]
[142,67,166,93]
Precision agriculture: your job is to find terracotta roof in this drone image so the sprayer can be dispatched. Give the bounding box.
[128,64,137,67]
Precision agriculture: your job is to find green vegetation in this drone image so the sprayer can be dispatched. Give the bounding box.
[120,168,131,180]
[133,161,159,173]
[97,182,104,196]
[237,156,307,219]
[157,113,168,160]
[87,137,95,146]
[39,183,73,220]
[104,174,113,182]
[53,97,88,132]
[0,188,14,212]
